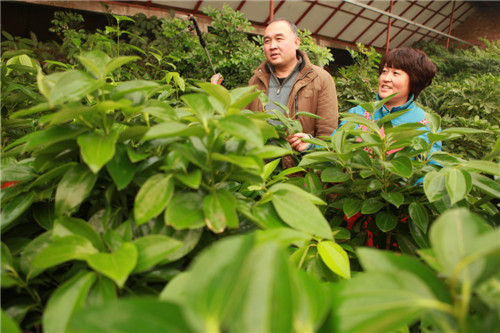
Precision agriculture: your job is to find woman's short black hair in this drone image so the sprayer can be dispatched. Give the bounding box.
[379,48,437,99]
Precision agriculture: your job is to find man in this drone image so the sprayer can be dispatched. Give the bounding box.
[247,18,338,142]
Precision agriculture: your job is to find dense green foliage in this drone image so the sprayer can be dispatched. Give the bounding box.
[1,6,499,333]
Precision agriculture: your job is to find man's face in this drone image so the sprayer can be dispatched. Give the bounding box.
[263,21,300,70]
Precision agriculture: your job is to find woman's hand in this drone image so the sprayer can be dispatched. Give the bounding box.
[288,133,310,152]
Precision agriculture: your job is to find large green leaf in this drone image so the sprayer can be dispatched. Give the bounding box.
[43,271,97,333]
[32,235,98,270]
[321,166,350,182]
[249,202,288,229]
[1,309,21,333]
[381,191,404,208]
[10,125,86,152]
[217,114,264,148]
[429,208,493,283]
[68,298,195,333]
[361,198,384,214]
[142,121,204,141]
[165,191,205,229]
[77,130,118,174]
[375,211,398,232]
[55,165,98,216]
[182,93,213,126]
[49,70,103,105]
[357,248,452,303]
[463,160,500,177]
[317,240,351,279]
[330,271,438,333]
[19,231,52,279]
[423,171,447,202]
[174,169,202,189]
[106,143,135,190]
[87,242,137,288]
[198,82,231,108]
[132,235,182,273]
[1,162,35,182]
[203,188,238,233]
[271,187,332,240]
[110,80,159,102]
[471,173,500,199]
[133,173,174,225]
[385,156,413,178]
[86,276,117,307]
[409,203,429,233]
[53,216,105,251]
[343,198,363,219]
[0,191,37,232]
[211,152,262,170]
[445,168,471,204]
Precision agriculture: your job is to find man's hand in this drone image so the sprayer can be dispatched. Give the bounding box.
[288,133,310,152]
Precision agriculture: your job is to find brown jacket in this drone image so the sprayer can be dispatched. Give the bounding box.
[247,50,338,137]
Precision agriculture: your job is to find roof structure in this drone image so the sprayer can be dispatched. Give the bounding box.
[18,0,484,51]
[116,0,478,50]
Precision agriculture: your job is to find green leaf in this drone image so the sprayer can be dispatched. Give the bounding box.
[19,231,51,279]
[105,56,140,77]
[165,192,205,229]
[182,93,213,126]
[444,168,471,205]
[174,169,202,189]
[317,240,351,279]
[385,156,413,178]
[331,271,436,333]
[423,171,447,202]
[361,198,384,214]
[77,130,118,174]
[375,211,398,232]
[321,166,350,182]
[110,80,159,101]
[471,173,500,199]
[343,198,362,218]
[55,165,98,216]
[217,114,264,148]
[199,82,231,108]
[87,242,137,288]
[381,192,404,208]
[134,173,174,225]
[106,143,135,190]
[68,298,195,333]
[86,276,117,306]
[409,203,429,233]
[0,191,37,232]
[211,152,262,170]
[203,189,238,233]
[77,50,111,79]
[1,163,35,182]
[271,188,332,240]
[250,202,288,229]
[142,122,204,141]
[1,309,21,333]
[43,271,97,333]
[53,216,105,251]
[132,235,182,273]
[357,248,452,303]
[11,125,86,152]
[32,235,98,270]
[49,70,103,105]
[462,160,500,177]
[430,208,492,283]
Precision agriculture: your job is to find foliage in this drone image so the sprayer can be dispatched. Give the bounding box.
[333,43,380,113]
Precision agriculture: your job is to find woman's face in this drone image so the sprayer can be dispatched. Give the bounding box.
[378,66,411,109]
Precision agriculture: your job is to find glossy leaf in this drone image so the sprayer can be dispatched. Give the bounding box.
[423,171,447,202]
[217,114,264,148]
[385,156,413,178]
[445,168,471,204]
[203,188,238,233]
[55,165,97,216]
[271,187,332,240]
[106,143,135,190]
[317,240,351,279]
[1,309,21,333]
[250,202,288,229]
[12,125,86,152]
[343,198,363,219]
[165,192,205,229]
[0,191,36,232]
[174,169,202,189]
[134,173,174,225]
[361,198,384,214]
[132,235,182,273]
[42,271,97,333]
[471,173,500,199]
[199,82,231,108]
[49,70,103,105]
[53,216,105,251]
[87,242,137,288]
[86,276,117,307]
[381,191,404,208]
[409,203,429,233]
[19,231,52,279]
[463,160,500,177]
[142,122,204,141]
[182,93,213,126]
[77,130,118,174]
[375,211,398,232]
[32,235,98,270]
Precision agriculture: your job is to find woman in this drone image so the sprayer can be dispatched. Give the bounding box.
[288,47,441,158]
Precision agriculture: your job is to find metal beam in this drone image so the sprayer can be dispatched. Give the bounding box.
[342,0,474,46]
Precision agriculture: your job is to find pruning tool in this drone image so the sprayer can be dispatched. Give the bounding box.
[188,14,216,75]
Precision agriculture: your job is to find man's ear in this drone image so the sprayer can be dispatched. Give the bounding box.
[295,37,300,49]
